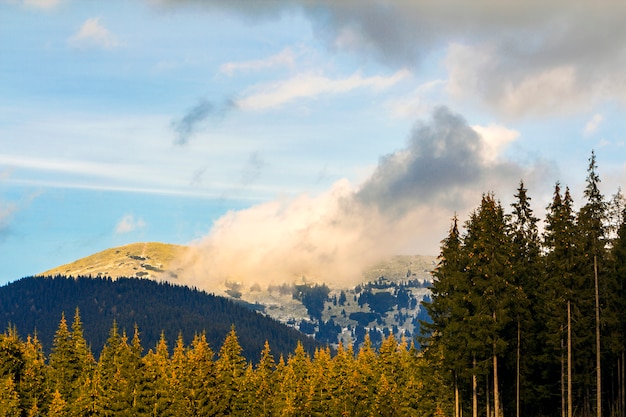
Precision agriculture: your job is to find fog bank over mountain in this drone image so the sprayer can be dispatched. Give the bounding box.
[174,107,553,289]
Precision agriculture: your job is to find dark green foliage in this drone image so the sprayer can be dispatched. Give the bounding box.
[292,283,330,320]
[421,152,626,417]
[0,276,320,363]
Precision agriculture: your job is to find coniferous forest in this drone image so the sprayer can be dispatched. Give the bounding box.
[423,151,626,417]
[2,151,626,417]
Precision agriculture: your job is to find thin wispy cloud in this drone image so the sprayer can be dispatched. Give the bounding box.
[220,48,296,76]
[236,69,410,111]
[68,18,121,50]
[114,215,147,234]
[584,114,604,136]
[171,99,235,145]
[23,0,61,9]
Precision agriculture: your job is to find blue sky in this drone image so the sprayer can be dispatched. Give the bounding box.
[1,0,626,286]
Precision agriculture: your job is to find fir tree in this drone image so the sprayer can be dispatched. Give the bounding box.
[506,181,541,416]
[215,326,247,416]
[47,390,68,417]
[0,376,21,417]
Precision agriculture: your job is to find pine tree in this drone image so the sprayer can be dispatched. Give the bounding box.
[48,310,94,404]
[215,326,247,416]
[0,376,21,417]
[422,214,473,417]
[166,333,188,416]
[97,321,135,416]
[506,181,541,416]
[47,390,68,417]
[371,373,399,417]
[248,341,276,416]
[577,150,608,416]
[543,183,577,417]
[463,193,515,417]
[19,334,49,415]
[611,203,626,417]
[183,332,218,416]
[142,332,174,416]
[48,313,72,399]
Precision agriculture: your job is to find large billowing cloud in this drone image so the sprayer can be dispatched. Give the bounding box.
[173,107,553,290]
[155,0,626,118]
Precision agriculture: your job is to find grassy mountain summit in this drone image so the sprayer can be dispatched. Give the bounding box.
[39,242,188,280]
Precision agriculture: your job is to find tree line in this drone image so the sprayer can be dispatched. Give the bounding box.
[0,310,450,416]
[0,275,320,363]
[422,151,626,417]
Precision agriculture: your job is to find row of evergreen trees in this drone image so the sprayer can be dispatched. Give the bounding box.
[1,308,452,417]
[422,151,626,417]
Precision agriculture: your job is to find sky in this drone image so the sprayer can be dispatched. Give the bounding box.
[2,0,626,288]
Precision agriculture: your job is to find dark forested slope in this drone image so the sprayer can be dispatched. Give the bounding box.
[0,275,320,361]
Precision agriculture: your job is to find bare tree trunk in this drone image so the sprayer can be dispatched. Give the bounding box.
[473,356,478,417]
[595,255,602,417]
[562,327,566,417]
[517,319,521,417]
[620,350,626,417]
[494,311,501,417]
[487,375,491,417]
[455,372,460,417]
[568,300,573,417]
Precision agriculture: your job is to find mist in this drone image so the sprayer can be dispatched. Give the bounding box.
[173,107,553,290]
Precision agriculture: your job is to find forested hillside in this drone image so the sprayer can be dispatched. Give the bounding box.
[0,321,447,416]
[422,152,626,417]
[0,275,320,362]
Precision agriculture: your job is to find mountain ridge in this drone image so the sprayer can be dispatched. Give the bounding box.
[37,241,437,348]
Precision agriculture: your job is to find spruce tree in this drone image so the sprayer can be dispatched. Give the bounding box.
[577,150,608,416]
[507,181,541,416]
[47,390,68,417]
[20,334,49,415]
[463,193,516,417]
[248,341,276,416]
[0,376,21,417]
[141,333,173,416]
[215,326,247,416]
[48,313,73,400]
[543,183,577,417]
[183,332,218,416]
[422,215,473,417]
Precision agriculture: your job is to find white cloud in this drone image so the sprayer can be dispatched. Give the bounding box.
[23,0,61,9]
[472,124,520,163]
[114,215,146,234]
[68,18,121,50]
[236,69,410,110]
[220,48,296,76]
[584,114,604,136]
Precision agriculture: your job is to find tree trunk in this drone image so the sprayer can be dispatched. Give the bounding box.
[561,327,566,417]
[455,373,460,417]
[494,311,501,417]
[487,375,491,417]
[568,300,573,417]
[620,350,626,416]
[473,356,478,417]
[517,319,521,417]
[595,255,601,417]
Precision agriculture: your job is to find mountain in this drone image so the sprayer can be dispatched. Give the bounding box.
[39,242,187,280]
[0,275,321,362]
[37,242,437,349]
